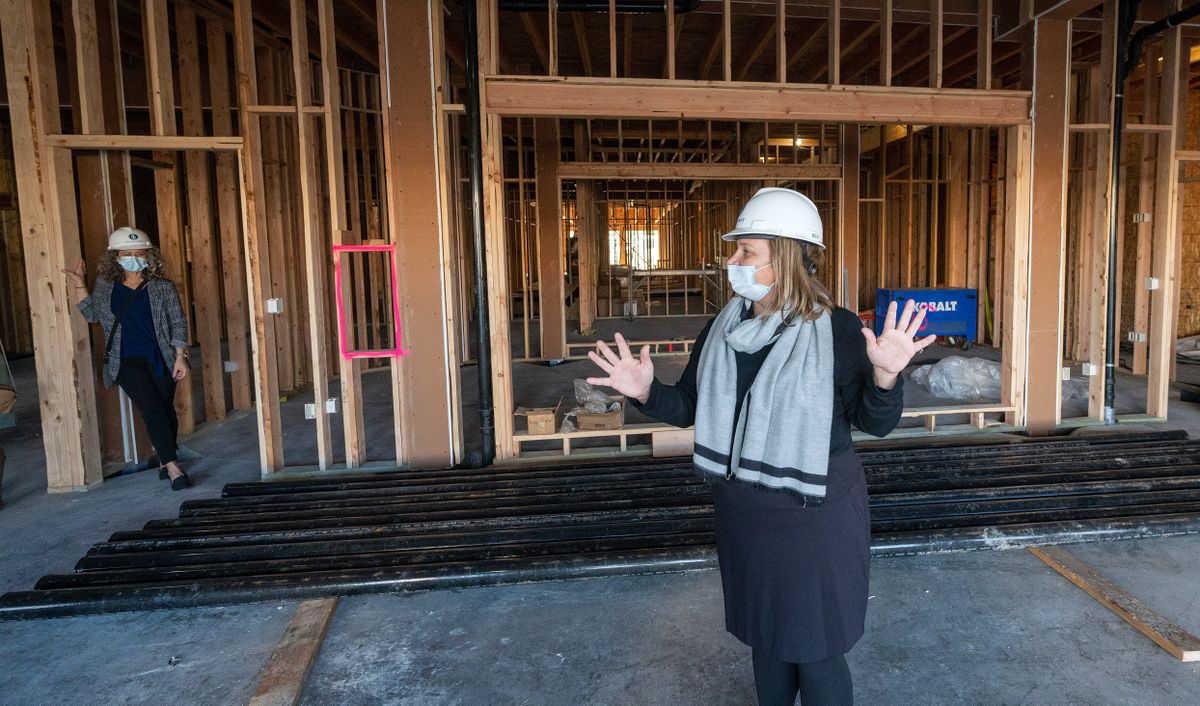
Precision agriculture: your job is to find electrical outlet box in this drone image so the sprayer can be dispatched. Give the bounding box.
[267,298,284,314]
[1127,332,1147,343]
[1081,363,1098,376]
[1146,277,1160,290]
[304,403,316,420]
[325,397,339,414]
[1061,366,1071,381]
[223,361,239,373]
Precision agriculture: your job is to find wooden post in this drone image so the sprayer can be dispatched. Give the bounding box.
[177,5,227,422]
[841,124,860,311]
[69,0,146,465]
[1147,21,1184,418]
[319,0,367,467]
[535,119,567,360]
[1,0,103,489]
[1002,124,1032,429]
[233,0,284,473]
[930,0,943,88]
[288,0,334,470]
[945,127,969,286]
[208,21,253,411]
[144,0,195,433]
[1025,19,1070,434]
[481,0,517,460]
[378,0,458,466]
[577,181,598,333]
[1131,48,1159,376]
[1086,1,1118,419]
[828,0,841,84]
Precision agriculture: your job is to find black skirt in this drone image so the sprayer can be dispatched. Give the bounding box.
[709,448,871,664]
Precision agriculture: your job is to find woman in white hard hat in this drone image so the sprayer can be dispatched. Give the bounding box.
[588,187,934,705]
[62,227,192,490]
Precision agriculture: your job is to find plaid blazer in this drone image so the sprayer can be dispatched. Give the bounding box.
[78,278,189,388]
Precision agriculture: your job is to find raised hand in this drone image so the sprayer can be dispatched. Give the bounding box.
[586,332,654,404]
[61,258,86,288]
[861,299,937,375]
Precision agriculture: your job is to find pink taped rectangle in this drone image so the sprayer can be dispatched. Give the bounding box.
[332,244,411,359]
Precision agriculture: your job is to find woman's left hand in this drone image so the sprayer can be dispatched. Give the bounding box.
[172,357,189,381]
[861,299,937,375]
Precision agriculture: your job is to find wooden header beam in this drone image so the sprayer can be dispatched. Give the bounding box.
[485,77,1032,126]
[558,162,842,180]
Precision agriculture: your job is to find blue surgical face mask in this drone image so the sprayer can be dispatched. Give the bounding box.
[727,262,773,302]
[118,255,149,272]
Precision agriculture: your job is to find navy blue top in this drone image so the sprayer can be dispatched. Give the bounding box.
[111,282,166,377]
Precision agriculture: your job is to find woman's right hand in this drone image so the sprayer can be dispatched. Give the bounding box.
[587,332,654,404]
[61,258,86,288]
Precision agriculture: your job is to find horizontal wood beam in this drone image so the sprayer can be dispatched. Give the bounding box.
[46,134,244,150]
[485,77,1032,126]
[559,162,842,180]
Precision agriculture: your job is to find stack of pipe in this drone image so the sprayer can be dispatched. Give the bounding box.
[1,430,1197,619]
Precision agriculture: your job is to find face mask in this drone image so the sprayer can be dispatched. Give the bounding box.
[727,262,773,302]
[119,256,149,272]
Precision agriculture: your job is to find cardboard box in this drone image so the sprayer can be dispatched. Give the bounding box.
[577,396,625,431]
[515,403,560,435]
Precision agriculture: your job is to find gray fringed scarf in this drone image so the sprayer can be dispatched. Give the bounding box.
[693,297,834,504]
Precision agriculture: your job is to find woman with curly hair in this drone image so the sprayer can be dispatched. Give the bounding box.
[63,227,192,490]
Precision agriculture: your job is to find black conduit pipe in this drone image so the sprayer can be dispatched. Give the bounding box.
[1104,1,1200,424]
[464,1,496,466]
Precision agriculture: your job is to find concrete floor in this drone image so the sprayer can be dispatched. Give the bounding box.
[2,353,1200,704]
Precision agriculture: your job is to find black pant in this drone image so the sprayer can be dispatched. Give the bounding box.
[116,358,179,465]
[752,648,853,706]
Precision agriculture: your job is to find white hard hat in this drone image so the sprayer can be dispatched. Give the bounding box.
[720,187,824,248]
[107,226,153,251]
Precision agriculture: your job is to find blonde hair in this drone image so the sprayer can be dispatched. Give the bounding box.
[758,237,835,323]
[97,246,168,281]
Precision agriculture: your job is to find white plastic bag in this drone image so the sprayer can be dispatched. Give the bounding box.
[558,379,620,433]
[910,356,1001,401]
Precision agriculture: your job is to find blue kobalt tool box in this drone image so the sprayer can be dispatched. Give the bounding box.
[875,288,977,348]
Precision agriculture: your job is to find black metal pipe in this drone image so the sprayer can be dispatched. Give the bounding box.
[498,0,700,12]
[464,0,496,465]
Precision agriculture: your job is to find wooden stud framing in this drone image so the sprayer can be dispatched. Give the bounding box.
[481,0,517,460]
[1131,47,1160,376]
[1,0,103,489]
[233,0,284,473]
[1002,124,1032,428]
[144,0,195,434]
[577,181,598,334]
[930,0,944,88]
[485,78,1032,126]
[841,124,860,310]
[1025,19,1070,434]
[1085,0,1118,420]
[208,21,253,411]
[882,0,893,86]
[1148,19,1186,418]
[535,119,567,360]
[829,0,841,84]
[288,0,334,470]
[321,0,367,467]
[178,4,228,422]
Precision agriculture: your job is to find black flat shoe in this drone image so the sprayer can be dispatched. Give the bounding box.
[158,467,168,480]
[170,471,191,491]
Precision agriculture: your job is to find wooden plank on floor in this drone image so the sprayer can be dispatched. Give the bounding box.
[248,598,339,706]
[1029,546,1200,662]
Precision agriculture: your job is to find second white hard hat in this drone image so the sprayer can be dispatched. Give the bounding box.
[107,226,153,251]
[720,187,824,249]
